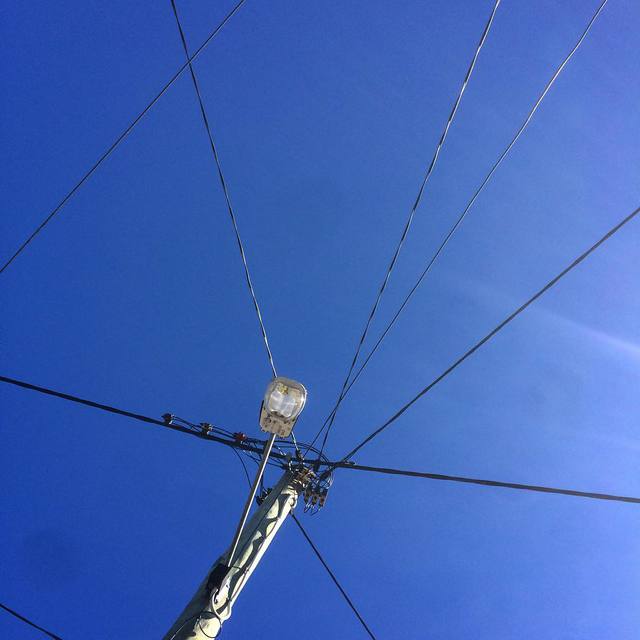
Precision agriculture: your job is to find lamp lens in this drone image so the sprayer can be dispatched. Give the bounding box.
[267,382,301,419]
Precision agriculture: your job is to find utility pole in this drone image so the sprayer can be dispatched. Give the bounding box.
[163,468,310,639]
[164,377,310,640]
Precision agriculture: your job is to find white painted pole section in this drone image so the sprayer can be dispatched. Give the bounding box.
[163,470,303,639]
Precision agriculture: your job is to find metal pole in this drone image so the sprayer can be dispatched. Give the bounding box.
[226,432,277,567]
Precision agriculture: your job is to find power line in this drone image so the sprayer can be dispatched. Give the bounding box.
[311,0,502,459]
[0,374,267,456]
[332,202,640,467]
[1,374,203,436]
[6,369,640,506]
[0,0,247,276]
[290,513,377,639]
[0,374,328,465]
[312,0,610,444]
[0,602,64,640]
[314,461,640,505]
[170,0,277,378]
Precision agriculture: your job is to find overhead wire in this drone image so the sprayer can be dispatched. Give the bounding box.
[6,362,639,508]
[0,602,64,640]
[310,0,502,459]
[166,613,202,640]
[311,0,610,451]
[170,0,277,379]
[230,446,252,488]
[3,2,632,636]
[8,364,638,507]
[0,374,330,468]
[0,0,247,276]
[169,2,297,572]
[290,513,378,640]
[312,461,640,505]
[330,202,640,469]
[4,370,639,506]
[0,374,196,435]
[0,374,287,460]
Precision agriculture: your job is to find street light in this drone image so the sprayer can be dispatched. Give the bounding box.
[224,376,308,572]
[259,377,307,437]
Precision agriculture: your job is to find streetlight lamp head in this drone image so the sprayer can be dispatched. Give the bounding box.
[259,377,307,437]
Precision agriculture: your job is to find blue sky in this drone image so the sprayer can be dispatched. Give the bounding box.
[1,1,639,638]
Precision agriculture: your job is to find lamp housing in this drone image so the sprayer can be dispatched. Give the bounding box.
[259,377,307,437]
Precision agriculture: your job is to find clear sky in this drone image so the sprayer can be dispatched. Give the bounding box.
[1,1,639,638]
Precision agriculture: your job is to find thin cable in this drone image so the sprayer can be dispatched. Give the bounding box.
[0,603,64,640]
[167,613,202,640]
[171,0,295,559]
[312,0,610,452]
[1,372,326,470]
[230,447,252,488]
[0,374,191,432]
[290,513,377,639]
[0,373,413,480]
[313,461,640,504]
[0,0,247,276]
[289,430,302,459]
[170,0,276,378]
[0,374,295,464]
[332,202,640,467]
[313,0,501,458]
